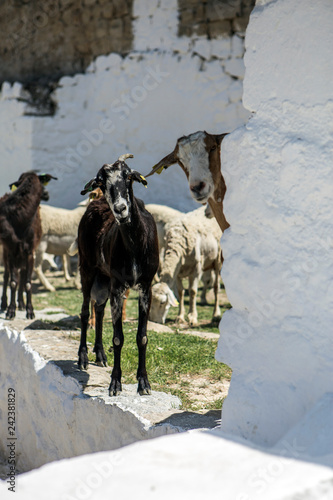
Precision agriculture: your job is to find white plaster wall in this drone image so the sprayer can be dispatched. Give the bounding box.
[216,0,333,446]
[0,0,249,211]
[3,396,333,500]
[0,326,177,474]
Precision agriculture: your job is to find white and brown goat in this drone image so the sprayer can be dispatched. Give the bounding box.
[146,131,230,232]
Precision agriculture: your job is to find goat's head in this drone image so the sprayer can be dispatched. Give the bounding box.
[81,154,147,224]
[9,172,57,201]
[146,131,228,204]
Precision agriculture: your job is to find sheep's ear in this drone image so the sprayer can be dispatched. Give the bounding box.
[81,178,98,195]
[167,289,179,307]
[9,182,18,192]
[38,173,58,186]
[128,170,148,188]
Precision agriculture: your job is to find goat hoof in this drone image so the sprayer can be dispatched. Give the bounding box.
[26,310,35,320]
[137,377,151,396]
[94,348,108,367]
[109,379,122,396]
[78,349,89,370]
[18,298,25,310]
[96,360,108,368]
[5,309,16,320]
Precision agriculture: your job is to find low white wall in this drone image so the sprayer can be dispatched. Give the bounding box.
[0,0,249,212]
[3,395,333,500]
[0,326,177,474]
[216,0,333,446]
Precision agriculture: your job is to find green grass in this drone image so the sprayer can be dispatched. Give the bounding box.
[31,272,232,411]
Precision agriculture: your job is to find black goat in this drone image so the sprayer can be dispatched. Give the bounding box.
[77,154,159,396]
[0,172,56,319]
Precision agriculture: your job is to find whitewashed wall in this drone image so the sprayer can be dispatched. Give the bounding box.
[216,0,333,446]
[0,0,249,211]
[0,327,178,474]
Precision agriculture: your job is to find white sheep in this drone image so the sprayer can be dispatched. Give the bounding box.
[145,204,183,264]
[35,189,104,293]
[34,205,86,292]
[149,206,222,326]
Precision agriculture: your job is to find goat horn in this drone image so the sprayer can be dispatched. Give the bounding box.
[118,153,134,162]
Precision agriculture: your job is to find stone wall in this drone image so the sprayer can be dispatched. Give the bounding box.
[0,0,254,85]
[178,0,255,37]
[0,0,251,211]
[0,0,134,84]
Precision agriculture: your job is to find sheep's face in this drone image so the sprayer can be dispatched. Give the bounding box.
[149,283,178,324]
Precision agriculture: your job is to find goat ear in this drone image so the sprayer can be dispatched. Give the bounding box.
[128,171,148,188]
[145,148,178,178]
[81,178,98,195]
[9,182,18,192]
[38,174,58,186]
[212,133,228,146]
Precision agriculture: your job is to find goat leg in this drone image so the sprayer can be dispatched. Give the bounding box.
[23,253,35,319]
[136,286,152,395]
[109,290,125,396]
[17,269,26,311]
[6,266,19,319]
[93,301,108,367]
[1,250,9,311]
[78,295,90,369]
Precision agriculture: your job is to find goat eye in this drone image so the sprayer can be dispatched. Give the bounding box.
[211,145,217,152]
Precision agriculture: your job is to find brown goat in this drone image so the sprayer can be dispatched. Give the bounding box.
[0,172,56,319]
[146,131,230,232]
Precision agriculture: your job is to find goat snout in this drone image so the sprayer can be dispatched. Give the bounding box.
[113,203,129,222]
[189,180,213,203]
[114,203,127,215]
[190,181,206,194]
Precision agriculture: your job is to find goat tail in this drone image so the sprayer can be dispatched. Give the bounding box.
[68,238,78,256]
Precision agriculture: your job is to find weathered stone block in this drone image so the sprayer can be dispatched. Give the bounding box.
[101,4,114,19]
[193,22,209,37]
[179,8,195,26]
[113,0,130,17]
[209,19,232,37]
[207,0,241,21]
[232,16,249,34]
